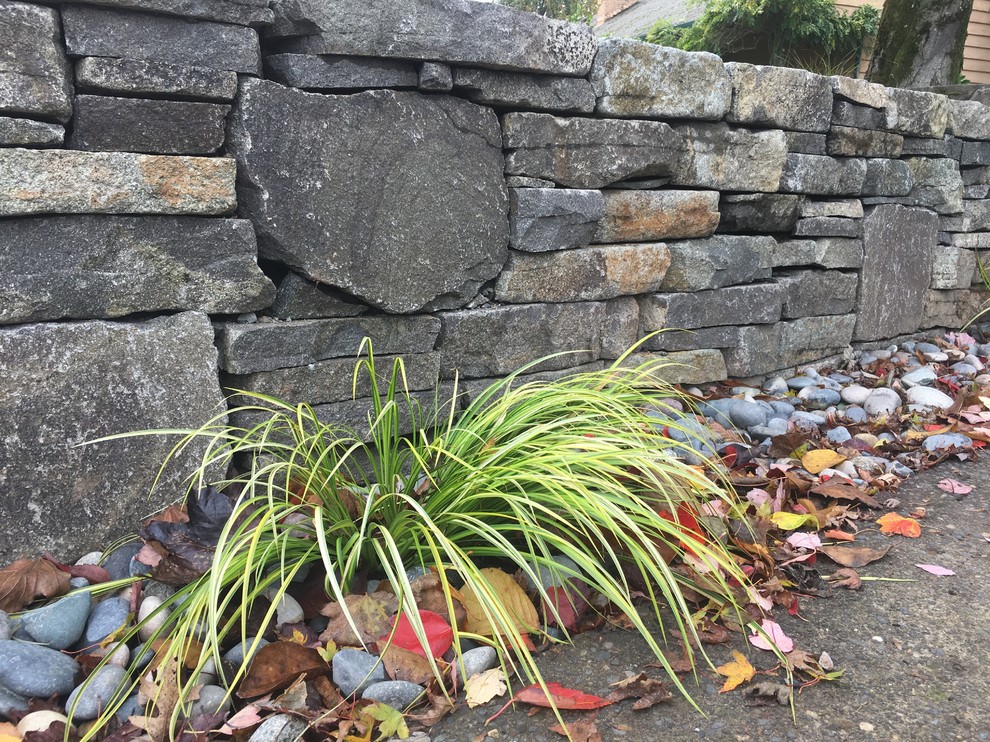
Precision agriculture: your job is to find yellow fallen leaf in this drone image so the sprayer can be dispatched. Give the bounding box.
[460,568,539,637]
[771,511,818,530]
[716,650,756,693]
[801,449,846,474]
[465,667,508,708]
[903,425,953,442]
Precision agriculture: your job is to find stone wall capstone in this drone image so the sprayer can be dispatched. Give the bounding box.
[0,0,987,560]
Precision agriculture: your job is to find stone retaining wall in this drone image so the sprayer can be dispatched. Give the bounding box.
[1,0,988,558]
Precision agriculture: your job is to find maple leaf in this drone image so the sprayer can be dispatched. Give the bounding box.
[876,513,922,538]
[0,558,70,612]
[364,701,409,739]
[715,650,756,692]
[465,668,507,708]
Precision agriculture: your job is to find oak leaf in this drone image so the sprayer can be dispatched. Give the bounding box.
[0,558,70,612]
[715,650,756,692]
[465,668,507,708]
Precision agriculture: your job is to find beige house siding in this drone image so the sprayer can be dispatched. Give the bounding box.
[837,0,990,84]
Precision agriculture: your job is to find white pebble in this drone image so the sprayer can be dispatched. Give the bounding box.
[138,596,169,642]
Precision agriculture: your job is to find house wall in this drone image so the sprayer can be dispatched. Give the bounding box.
[0,0,987,560]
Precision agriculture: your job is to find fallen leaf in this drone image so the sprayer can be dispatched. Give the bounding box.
[218,703,265,734]
[407,691,456,727]
[937,478,973,495]
[770,512,818,531]
[825,568,862,590]
[801,449,846,474]
[823,529,856,542]
[460,568,539,638]
[742,682,792,706]
[543,584,590,632]
[380,644,435,686]
[0,722,18,742]
[810,479,881,508]
[465,668,507,708]
[820,544,891,568]
[42,554,111,585]
[409,572,468,631]
[915,564,955,576]
[380,609,452,659]
[237,641,330,698]
[320,592,397,647]
[748,620,793,653]
[0,558,70,612]
[604,672,672,709]
[785,532,821,550]
[364,701,409,739]
[877,513,922,538]
[549,714,602,742]
[131,658,182,741]
[486,683,611,724]
[715,651,756,693]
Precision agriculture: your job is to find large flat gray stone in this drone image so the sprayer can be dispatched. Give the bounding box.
[590,39,730,121]
[921,288,987,329]
[592,190,719,243]
[885,88,949,138]
[0,313,225,560]
[899,158,963,215]
[0,117,63,147]
[0,216,274,324]
[726,63,832,133]
[452,67,594,113]
[509,188,604,252]
[775,269,858,318]
[779,154,866,196]
[229,79,507,313]
[639,283,784,330]
[494,243,670,303]
[270,273,370,320]
[224,352,441,405]
[0,2,72,123]
[638,325,743,352]
[931,247,978,290]
[826,126,903,158]
[62,6,261,75]
[862,158,913,197]
[0,149,236,216]
[503,112,681,188]
[438,303,604,379]
[216,316,441,374]
[660,235,774,291]
[724,315,856,376]
[47,0,272,26]
[830,76,888,110]
[75,57,239,101]
[70,96,229,155]
[670,123,787,192]
[854,205,937,341]
[264,54,418,90]
[949,99,990,140]
[719,194,802,233]
[267,0,597,76]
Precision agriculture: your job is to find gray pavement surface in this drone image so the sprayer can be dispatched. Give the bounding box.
[430,455,990,741]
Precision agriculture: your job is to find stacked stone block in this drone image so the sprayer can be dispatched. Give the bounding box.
[0,0,988,558]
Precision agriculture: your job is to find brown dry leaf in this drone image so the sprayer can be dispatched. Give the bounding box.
[715,650,756,693]
[144,504,189,526]
[742,682,792,706]
[459,568,539,637]
[0,722,17,742]
[320,592,397,647]
[549,714,602,742]
[801,449,846,475]
[604,672,672,710]
[407,691,456,727]
[237,641,330,699]
[810,479,881,508]
[785,649,821,674]
[825,567,862,590]
[313,674,346,710]
[465,668,507,708]
[132,659,182,741]
[381,644,435,685]
[266,675,312,713]
[0,558,70,612]
[820,544,891,568]
[411,572,468,631]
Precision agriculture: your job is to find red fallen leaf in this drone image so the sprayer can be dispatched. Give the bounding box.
[486,683,612,723]
[380,609,452,659]
[876,513,922,538]
[823,529,856,542]
[544,585,588,632]
[42,554,111,585]
[657,504,707,556]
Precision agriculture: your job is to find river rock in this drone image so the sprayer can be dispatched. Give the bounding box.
[900,366,938,388]
[863,387,902,418]
[0,641,79,697]
[923,433,973,452]
[229,79,507,313]
[223,637,269,666]
[362,680,425,710]
[0,685,28,717]
[248,713,310,742]
[84,597,130,645]
[800,387,841,410]
[65,665,126,720]
[18,592,92,650]
[728,400,767,429]
[459,646,499,680]
[333,649,386,697]
[188,684,230,718]
[840,384,871,406]
[906,386,955,412]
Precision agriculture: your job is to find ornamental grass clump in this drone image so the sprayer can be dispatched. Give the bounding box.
[80,341,756,739]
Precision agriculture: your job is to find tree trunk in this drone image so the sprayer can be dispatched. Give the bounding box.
[868,0,975,88]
